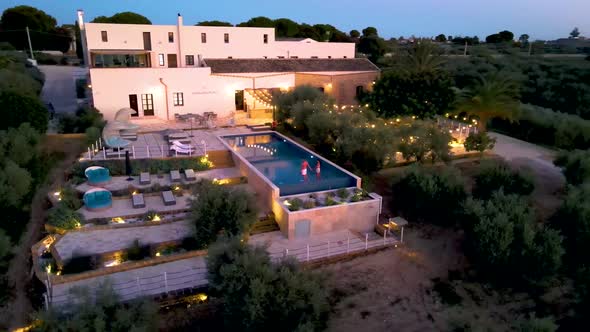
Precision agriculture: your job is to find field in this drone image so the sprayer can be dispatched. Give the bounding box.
[323,154,568,332]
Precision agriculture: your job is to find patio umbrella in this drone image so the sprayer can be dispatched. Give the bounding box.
[125,151,133,181]
[114,108,137,122]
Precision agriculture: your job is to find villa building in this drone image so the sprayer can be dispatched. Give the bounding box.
[77,11,380,121]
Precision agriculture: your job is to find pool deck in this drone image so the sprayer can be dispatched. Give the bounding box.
[78,193,193,220]
[76,167,241,193]
[85,127,256,161]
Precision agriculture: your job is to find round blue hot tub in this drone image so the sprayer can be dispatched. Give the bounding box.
[83,188,113,211]
[85,166,111,186]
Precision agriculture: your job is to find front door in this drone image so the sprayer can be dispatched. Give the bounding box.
[167,54,177,68]
[143,32,152,51]
[128,94,139,117]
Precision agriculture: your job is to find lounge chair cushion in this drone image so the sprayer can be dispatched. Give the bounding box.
[162,190,176,206]
[185,169,196,181]
[170,170,181,182]
[132,193,145,209]
[139,172,151,185]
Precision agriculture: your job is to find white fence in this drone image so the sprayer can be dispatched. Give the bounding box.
[83,138,207,161]
[45,231,398,309]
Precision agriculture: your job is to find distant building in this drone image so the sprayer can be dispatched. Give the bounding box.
[77,11,379,121]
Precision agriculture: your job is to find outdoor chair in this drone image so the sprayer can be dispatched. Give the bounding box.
[139,172,151,185]
[162,190,176,206]
[185,169,196,181]
[132,193,145,209]
[172,140,195,150]
[170,170,181,182]
[170,145,195,155]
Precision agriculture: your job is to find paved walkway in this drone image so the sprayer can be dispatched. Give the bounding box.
[54,221,192,263]
[489,132,561,174]
[75,167,241,193]
[39,65,81,114]
[78,193,192,220]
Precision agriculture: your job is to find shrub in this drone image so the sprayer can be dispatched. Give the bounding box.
[75,79,87,98]
[46,205,83,230]
[142,210,159,222]
[126,239,150,261]
[288,198,303,211]
[58,107,105,133]
[461,191,563,285]
[85,126,101,145]
[336,188,349,200]
[35,282,159,331]
[189,181,258,249]
[392,165,467,226]
[302,199,316,209]
[0,91,48,132]
[325,196,338,206]
[518,316,558,332]
[207,237,329,331]
[552,184,590,268]
[464,131,496,153]
[473,160,534,199]
[59,186,82,210]
[62,254,96,274]
[554,150,590,185]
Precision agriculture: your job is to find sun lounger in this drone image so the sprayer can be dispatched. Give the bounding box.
[170,145,195,155]
[139,172,151,185]
[162,190,176,206]
[185,169,196,181]
[170,170,181,182]
[172,140,195,150]
[132,193,145,209]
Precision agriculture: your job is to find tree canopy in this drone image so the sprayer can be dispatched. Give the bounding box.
[207,237,329,331]
[0,91,48,133]
[189,181,258,249]
[0,6,71,52]
[91,12,151,24]
[485,30,515,43]
[196,20,233,27]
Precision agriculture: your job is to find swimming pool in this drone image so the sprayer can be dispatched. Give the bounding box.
[222,132,357,195]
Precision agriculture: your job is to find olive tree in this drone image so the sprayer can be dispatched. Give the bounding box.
[189,181,258,249]
[207,237,329,331]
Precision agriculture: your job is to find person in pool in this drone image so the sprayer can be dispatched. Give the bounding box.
[301,159,312,181]
[315,160,321,180]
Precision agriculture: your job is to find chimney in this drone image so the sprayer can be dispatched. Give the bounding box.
[177,13,183,27]
[176,13,183,66]
[77,9,90,67]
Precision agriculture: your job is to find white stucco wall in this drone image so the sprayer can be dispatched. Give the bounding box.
[84,21,355,62]
[89,68,295,120]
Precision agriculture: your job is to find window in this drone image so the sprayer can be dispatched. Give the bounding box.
[290,56,298,59]
[263,56,268,59]
[158,54,165,66]
[173,92,184,106]
[185,55,195,66]
[227,56,233,59]
[101,31,108,42]
[263,34,268,44]
[224,33,229,43]
[277,56,285,59]
[168,32,174,43]
[201,33,207,43]
[141,94,154,116]
[311,56,318,59]
[328,56,332,59]
[343,56,348,58]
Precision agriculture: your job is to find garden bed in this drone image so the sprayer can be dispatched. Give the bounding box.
[280,187,373,212]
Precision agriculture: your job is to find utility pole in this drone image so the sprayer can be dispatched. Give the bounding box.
[463,41,468,56]
[26,26,35,60]
[528,42,532,56]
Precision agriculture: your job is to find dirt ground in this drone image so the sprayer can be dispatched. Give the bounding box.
[324,153,567,332]
[322,225,570,332]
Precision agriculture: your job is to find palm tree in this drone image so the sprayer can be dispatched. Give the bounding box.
[399,39,445,73]
[455,73,520,131]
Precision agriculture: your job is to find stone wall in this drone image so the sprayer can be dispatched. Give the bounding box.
[274,192,383,239]
[295,72,380,105]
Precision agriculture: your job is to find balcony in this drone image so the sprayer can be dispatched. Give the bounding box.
[91,50,151,68]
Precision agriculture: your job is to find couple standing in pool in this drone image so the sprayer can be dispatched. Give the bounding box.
[301,159,321,181]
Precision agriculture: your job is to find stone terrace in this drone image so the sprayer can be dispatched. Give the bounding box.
[77,193,192,220]
[53,221,192,263]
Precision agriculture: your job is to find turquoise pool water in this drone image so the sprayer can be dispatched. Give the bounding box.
[223,133,357,195]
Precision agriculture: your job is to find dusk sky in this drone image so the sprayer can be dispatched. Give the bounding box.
[2,0,589,40]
